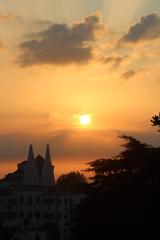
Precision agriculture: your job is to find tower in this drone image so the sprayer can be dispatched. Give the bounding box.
[41,145,55,186]
[23,145,40,185]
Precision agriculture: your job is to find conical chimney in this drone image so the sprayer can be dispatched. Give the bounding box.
[23,145,39,185]
[41,145,55,186]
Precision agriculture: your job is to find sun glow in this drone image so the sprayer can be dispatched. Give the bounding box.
[80,115,91,126]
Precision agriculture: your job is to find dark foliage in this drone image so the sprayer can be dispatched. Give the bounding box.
[72,188,160,239]
[151,113,160,131]
[72,135,160,239]
[56,171,88,192]
[84,135,160,188]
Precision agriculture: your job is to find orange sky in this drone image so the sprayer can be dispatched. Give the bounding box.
[0,0,160,179]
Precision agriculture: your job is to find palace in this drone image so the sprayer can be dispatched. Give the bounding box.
[0,145,85,240]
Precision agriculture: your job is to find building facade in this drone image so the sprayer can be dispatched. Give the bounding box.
[0,145,85,240]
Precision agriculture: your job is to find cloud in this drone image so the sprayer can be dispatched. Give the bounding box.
[0,13,15,22]
[121,13,160,43]
[33,19,52,27]
[50,129,121,159]
[0,128,159,179]
[101,55,126,67]
[17,13,105,66]
[0,129,121,161]
[0,40,4,49]
[0,127,159,161]
[121,70,136,79]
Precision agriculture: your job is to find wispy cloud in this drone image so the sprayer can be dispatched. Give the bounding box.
[121,70,136,79]
[0,40,4,49]
[101,55,127,68]
[0,13,15,22]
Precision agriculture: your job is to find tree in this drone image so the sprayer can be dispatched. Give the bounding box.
[84,157,123,187]
[118,135,150,170]
[151,113,160,131]
[84,135,152,188]
[84,135,160,188]
[71,186,160,239]
[56,171,88,191]
[72,135,160,239]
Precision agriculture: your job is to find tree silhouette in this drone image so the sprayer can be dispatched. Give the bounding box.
[72,135,160,239]
[56,171,88,191]
[151,113,160,132]
[84,135,155,188]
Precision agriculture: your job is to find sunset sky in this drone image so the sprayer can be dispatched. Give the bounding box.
[0,0,160,178]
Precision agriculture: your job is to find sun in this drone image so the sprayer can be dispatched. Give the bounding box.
[80,115,91,126]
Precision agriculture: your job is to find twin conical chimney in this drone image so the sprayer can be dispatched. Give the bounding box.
[23,145,55,186]
[23,145,39,185]
[27,144,34,162]
[41,145,55,186]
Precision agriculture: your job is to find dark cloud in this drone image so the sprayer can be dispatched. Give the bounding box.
[0,129,121,162]
[101,56,126,67]
[18,13,105,66]
[49,129,121,159]
[0,128,159,161]
[121,13,160,43]
[122,70,136,79]
[0,128,159,178]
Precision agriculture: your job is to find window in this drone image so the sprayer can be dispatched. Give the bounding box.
[8,212,17,219]
[51,198,55,204]
[35,212,40,219]
[57,199,61,205]
[9,198,17,205]
[57,213,62,221]
[35,197,41,205]
[64,213,68,220]
[28,211,32,219]
[19,196,24,204]
[70,198,73,205]
[45,198,55,205]
[28,197,32,205]
[64,199,68,206]
[44,213,54,220]
[20,211,24,218]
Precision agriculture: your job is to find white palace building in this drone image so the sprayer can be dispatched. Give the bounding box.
[0,145,85,240]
